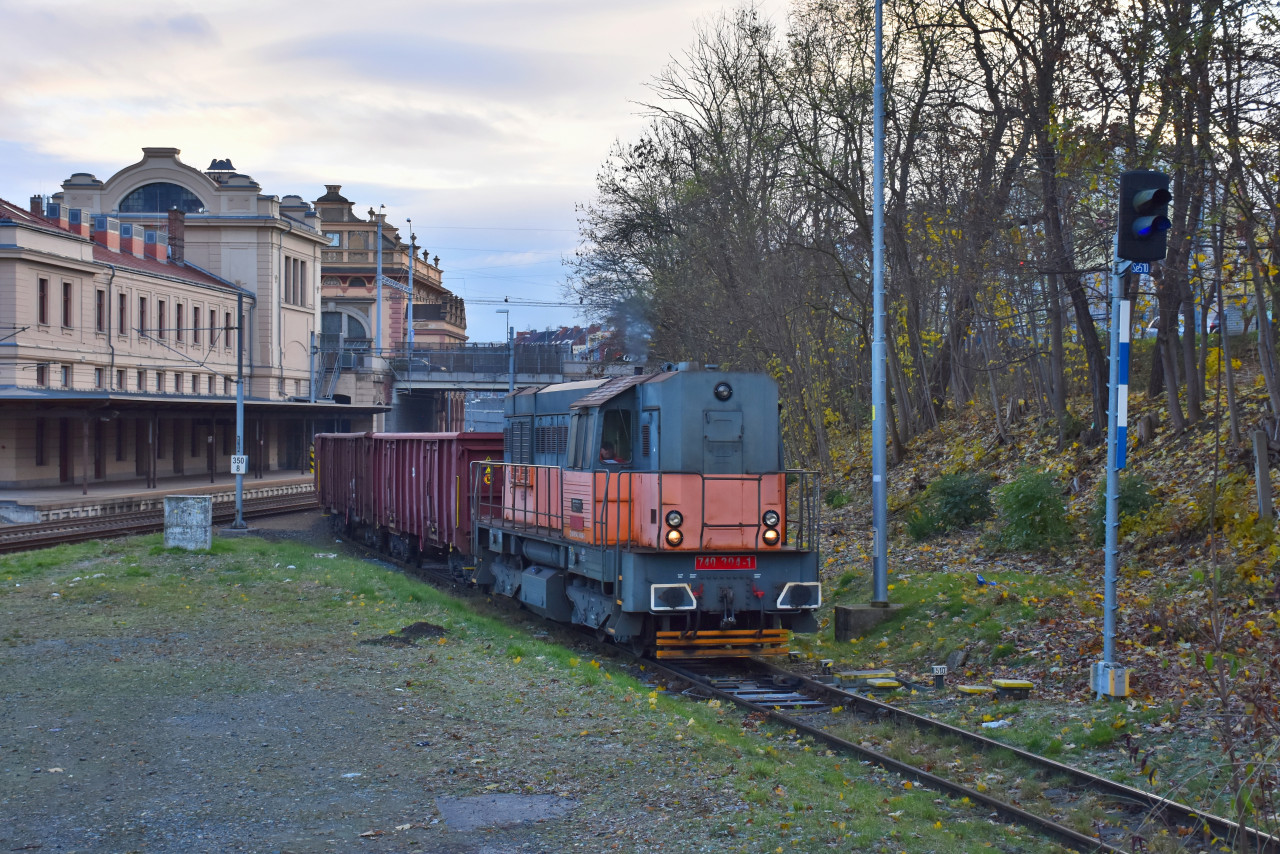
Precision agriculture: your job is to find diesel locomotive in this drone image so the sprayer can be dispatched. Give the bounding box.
[316,364,822,658]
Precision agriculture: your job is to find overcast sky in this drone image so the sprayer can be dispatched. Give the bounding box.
[0,0,788,343]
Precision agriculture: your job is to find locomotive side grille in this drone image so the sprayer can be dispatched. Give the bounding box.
[641,424,651,457]
[505,418,534,464]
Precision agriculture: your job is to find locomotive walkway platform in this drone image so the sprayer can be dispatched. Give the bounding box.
[0,471,315,525]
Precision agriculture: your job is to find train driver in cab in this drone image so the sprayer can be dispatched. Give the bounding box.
[599,441,629,465]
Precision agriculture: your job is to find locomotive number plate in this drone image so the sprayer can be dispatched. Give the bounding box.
[695,556,757,570]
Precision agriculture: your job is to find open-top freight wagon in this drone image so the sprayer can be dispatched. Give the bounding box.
[315,364,821,658]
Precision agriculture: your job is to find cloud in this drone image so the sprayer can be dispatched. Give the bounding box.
[0,0,793,341]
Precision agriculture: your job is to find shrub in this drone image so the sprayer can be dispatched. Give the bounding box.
[1087,474,1157,545]
[823,488,851,509]
[929,472,995,529]
[905,471,994,540]
[906,506,943,540]
[994,468,1072,552]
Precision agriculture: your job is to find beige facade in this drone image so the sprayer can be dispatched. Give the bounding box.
[0,149,386,492]
[311,186,468,430]
[54,147,325,399]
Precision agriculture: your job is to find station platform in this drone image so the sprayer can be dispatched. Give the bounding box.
[0,471,315,524]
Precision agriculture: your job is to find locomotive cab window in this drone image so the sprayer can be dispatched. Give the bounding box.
[567,411,588,469]
[598,409,632,466]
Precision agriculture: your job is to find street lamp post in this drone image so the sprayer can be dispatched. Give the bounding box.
[496,309,514,394]
[406,218,415,351]
[233,290,246,529]
[372,205,385,355]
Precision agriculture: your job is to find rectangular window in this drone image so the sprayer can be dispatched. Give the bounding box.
[207,375,214,394]
[95,290,105,333]
[156,371,164,392]
[139,297,148,337]
[61,365,71,388]
[176,304,184,342]
[94,367,104,389]
[211,310,218,345]
[37,277,49,325]
[225,312,232,348]
[62,281,73,327]
[175,373,184,393]
[223,376,231,395]
[157,300,166,339]
[300,260,308,306]
[116,368,125,390]
[118,293,128,337]
[193,306,201,344]
[35,363,47,387]
[35,418,46,466]
[137,369,145,390]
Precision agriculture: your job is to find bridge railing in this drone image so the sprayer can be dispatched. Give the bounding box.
[387,344,571,377]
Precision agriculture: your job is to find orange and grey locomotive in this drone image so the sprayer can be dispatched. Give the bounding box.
[471,365,821,657]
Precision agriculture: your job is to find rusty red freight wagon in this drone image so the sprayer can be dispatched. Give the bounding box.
[315,432,502,565]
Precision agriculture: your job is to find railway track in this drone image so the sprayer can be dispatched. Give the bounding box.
[644,655,1280,854]
[323,527,1280,853]
[0,491,318,553]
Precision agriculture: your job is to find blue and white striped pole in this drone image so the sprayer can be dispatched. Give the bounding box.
[1096,233,1132,697]
[1116,300,1130,471]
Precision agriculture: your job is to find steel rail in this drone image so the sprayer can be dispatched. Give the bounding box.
[746,658,1280,854]
[647,656,1123,854]
[648,656,1280,854]
[0,493,318,553]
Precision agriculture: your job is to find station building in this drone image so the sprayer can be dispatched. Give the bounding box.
[0,147,388,492]
[308,185,468,430]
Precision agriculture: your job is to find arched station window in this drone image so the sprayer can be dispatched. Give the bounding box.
[118,182,205,214]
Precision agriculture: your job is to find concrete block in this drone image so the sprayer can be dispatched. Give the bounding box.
[833,603,904,642]
[164,495,212,551]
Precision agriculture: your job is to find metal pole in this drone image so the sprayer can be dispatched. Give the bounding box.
[233,291,246,529]
[1097,233,1130,697]
[496,308,513,393]
[308,330,316,404]
[407,220,415,350]
[375,207,383,355]
[870,0,889,606]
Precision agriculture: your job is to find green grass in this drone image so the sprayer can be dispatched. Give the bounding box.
[0,532,1072,852]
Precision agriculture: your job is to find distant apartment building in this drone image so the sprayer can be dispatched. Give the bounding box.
[0,148,387,490]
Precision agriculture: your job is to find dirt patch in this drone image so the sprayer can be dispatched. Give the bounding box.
[435,794,579,832]
[360,621,447,646]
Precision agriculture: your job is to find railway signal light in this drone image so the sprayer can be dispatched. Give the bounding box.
[1117,170,1171,262]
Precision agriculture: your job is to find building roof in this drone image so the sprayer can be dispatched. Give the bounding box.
[0,196,241,294]
[0,196,61,230]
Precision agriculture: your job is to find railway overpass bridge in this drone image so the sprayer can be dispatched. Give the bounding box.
[372,345,639,430]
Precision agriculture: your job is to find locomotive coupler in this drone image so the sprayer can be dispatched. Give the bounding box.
[719,587,736,629]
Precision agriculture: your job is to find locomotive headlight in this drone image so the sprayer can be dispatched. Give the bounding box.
[665,510,684,528]
[713,381,733,401]
[761,527,780,546]
[762,509,780,527]
[665,528,684,547]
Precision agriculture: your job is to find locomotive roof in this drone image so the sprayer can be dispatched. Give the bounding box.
[569,373,674,408]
